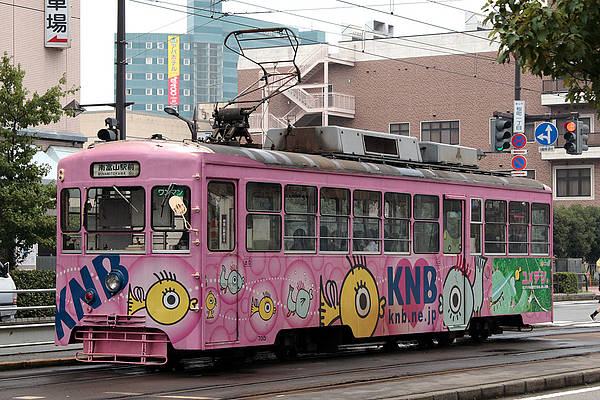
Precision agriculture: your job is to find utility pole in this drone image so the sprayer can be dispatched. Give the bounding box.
[116,0,127,140]
[514,56,521,101]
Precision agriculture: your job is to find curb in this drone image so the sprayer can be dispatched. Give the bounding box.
[403,368,600,400]
[554,293,599,302]
[0,357,78,371]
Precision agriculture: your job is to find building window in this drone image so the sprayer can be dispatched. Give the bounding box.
[146,88,152,96]
[554,166,593,198]
[126,73,132,80]
[126,88,132,95]
[126,57,132,64]
[183,58,190,66]
[421,120,459,145]
[183,89,190,96]
[145,73,152,80]
[126,42,132,49]
[157,104,164,111]
[146,57,153,65]
[126,105,133,110]
[145,42,152,49]
[183,43,190,51]
[146,104,152,111]
[157,58,164,65]
[157,88,164,96]
[183,104,190,111]
[157,42,164,49]
[183,73,190,81]
[390,122,409,136]
[157,73,164,80]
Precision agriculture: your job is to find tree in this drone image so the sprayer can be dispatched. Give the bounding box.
[484,0,600,111]
[553,205,600,264]
[0,54,77,268]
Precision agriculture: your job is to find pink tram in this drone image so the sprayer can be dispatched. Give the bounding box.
[55,126,553,365]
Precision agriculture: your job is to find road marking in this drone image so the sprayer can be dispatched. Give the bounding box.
[517,385,600,399]
[13,397,46,400]
[105,392,143,396]
[154,396,216,399]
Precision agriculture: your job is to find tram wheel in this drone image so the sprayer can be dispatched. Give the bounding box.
[276,345,298,361]
[382,339,399,352]
[470,330,489,342]
[416,336,434,349]
[435,333,455,347]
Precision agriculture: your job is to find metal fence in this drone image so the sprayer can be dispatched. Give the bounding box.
[0,288,56,348]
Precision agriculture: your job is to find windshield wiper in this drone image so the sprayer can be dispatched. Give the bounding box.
[160,183,175,218]
[112,185,140,213]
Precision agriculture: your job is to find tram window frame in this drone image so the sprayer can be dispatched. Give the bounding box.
[151,185,191,253]
[60,188,82,253]
[484,199,507,255]
[443,199,462,254]
[284,185,317,253]
[508,201,530,255]
[531,202,550,255]
[470,198,482,255]
[207,181,236,252]
[246,182,281,252]
[84,186,146,253]
[384,192,410,254]
[353,190,381,254]
[413,194,439,254]
[320,187,350,253]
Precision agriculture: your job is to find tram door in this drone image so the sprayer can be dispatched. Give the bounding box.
[206,180,239,344]
[442,196,466,330]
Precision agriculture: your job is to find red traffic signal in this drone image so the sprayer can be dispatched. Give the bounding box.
[564,121,576,132]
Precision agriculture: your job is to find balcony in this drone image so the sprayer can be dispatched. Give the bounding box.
[540,131,600,160]
[541,79,580,106]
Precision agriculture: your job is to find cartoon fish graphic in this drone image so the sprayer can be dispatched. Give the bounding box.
[287,285,313,319]
[219,265,244,294]
[251,293,276,321]
[127,270,198,325]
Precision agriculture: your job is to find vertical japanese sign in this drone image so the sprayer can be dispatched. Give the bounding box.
[513,100,525,133]
[168,35,180,106]
[45,0,71,49]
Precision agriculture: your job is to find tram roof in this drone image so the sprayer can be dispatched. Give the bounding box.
[81,140,548,192]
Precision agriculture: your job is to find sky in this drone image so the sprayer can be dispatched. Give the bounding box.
[80,0,490,105]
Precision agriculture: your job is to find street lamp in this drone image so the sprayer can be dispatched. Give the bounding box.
[164,107,198,142]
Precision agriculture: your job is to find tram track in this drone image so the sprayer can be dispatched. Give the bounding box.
[3,327,600,399]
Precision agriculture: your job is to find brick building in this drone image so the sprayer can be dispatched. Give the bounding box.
[238,30,600,208]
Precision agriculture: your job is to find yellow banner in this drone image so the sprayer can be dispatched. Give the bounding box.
[168,35,180,78]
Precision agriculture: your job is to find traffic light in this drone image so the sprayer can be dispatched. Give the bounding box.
[563,120,577,154]
[97,117,119,141]
[490,117,512,152]
[576,120,590,154]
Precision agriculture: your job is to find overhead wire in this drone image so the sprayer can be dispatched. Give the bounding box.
[128,0,540,93]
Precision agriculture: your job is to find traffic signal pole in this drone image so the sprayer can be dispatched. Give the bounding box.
[116,0,126,140]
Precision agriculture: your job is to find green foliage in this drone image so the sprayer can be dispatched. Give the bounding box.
[11,270,55,318]
[553,205,600,264]
[555,272,579,294]
[0,53,77,268]
[483,0,600,111]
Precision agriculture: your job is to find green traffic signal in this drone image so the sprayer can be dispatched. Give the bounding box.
[490,117,512,153]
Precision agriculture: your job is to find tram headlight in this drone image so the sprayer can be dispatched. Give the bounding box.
[105,270,125,293]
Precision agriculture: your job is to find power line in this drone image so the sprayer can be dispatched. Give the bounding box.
[128,0,540,93]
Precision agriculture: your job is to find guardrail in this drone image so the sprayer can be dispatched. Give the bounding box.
[0,288,56,348]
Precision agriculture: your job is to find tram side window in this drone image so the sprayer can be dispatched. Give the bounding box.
[151,185,191,252]
[85,186,145,252]
[208,182,235,252]
[532,203,550,255]
[413,195,439,253]
[509,201,529,254]
[246,182,281,251]
[484,199,507,254]
[60,188,82,252]
[284,185,316,252]
[384,192,410,253]
[353,190,381,253]
[443,199,462,254]
[320,187,350,252]
[470,198,482,254]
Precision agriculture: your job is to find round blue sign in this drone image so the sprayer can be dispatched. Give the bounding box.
[512,133,527,149]
[512,155,527,170]
[535,122,558,146]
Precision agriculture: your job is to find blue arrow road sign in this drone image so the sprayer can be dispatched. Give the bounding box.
[535,122,558,145]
